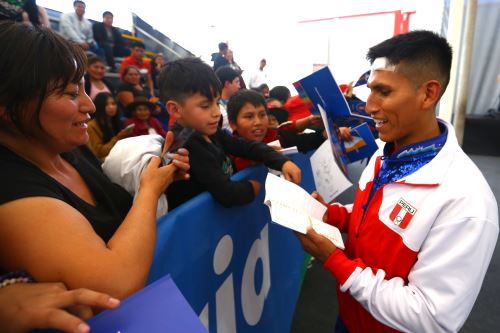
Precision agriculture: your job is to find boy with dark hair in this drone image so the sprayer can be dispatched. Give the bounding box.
[215,65,242,131]
[159,57,301,209]
[120,41,154,97]
[227,89,325,170]
[269,85,291,105]
[296,30,498,333]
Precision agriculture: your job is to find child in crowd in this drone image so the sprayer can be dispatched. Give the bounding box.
[228,89,326,171]
[267,85,291,125]
[215,65,242,132]
[124,96,167,137]
[159,57,301,210]
[266,85,325,137]
[87,92,132,160]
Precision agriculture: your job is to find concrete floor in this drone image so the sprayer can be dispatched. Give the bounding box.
[291,155,500,333]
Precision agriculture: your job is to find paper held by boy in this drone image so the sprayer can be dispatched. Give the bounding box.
[267,140,299,156]
[264,173,345,250]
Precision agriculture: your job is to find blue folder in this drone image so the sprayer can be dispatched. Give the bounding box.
[293,66,372,121]
[344,122,378,163]
[354,70,370,87]
[294,67,378,167]
[88,275,208,333]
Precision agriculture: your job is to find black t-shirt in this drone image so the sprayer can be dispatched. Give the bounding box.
[0,145,133,243]
[166,123,288,210]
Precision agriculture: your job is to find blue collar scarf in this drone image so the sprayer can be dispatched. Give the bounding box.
[368,122,448,204]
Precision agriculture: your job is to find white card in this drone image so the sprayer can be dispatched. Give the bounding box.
[264,173,345,249]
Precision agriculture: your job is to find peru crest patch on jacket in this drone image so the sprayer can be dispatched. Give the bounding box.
[389,198,417,229]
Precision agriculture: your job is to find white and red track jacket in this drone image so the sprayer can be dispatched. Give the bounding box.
[324,120,498,333]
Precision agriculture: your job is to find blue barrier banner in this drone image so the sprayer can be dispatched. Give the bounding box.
[148,153,315,333]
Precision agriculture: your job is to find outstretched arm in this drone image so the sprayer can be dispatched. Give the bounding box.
[0,136,189,300]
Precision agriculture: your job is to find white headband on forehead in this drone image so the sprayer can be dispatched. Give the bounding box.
[371,57,396,72]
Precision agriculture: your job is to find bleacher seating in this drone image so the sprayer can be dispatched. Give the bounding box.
[45,7,193,83]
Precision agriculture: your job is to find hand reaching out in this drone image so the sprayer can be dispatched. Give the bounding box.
[338,127,353,141]
[281,161,301,185]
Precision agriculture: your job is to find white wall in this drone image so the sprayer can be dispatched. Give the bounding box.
[38,0,448,95]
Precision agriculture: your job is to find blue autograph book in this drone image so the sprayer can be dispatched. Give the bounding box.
[294,67,378,164]
[344,122,378,163]
[293,66,371,121]
[88,275,208,333]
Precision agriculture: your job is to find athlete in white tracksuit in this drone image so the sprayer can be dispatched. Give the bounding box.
[324,120,498,332]
[296,30,499,333]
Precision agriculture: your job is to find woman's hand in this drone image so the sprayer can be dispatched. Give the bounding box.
[0,283,119,333]
[161,131,190,181]
[139,131,190,197]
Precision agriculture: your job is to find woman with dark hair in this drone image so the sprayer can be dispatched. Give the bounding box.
[87,92,132,160]
[84,56,114,100]
[116,65,150,117]
[0,21,190,310]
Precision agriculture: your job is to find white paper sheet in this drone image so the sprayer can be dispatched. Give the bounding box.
[279,146,298,155]
[264,173,345,249]
[267,140,282,149]
[310,140,352,203]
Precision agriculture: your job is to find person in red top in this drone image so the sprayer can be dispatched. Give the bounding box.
[285,95,312,121]
[120,41,155,97]
[124,96,166,137]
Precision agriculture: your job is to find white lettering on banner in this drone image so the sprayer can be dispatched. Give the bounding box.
[199,223,271,331]
[214,235,236,333]
[199,303,209,331]
[241,224,271,326]
[216,274,236,333]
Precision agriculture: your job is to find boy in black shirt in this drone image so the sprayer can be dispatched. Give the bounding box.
[159,57,301,210]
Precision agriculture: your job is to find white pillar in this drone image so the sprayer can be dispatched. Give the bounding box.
[453,0,477,145]
[439,0,465,123]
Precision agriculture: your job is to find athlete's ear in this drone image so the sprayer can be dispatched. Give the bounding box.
[420,80,441,110]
